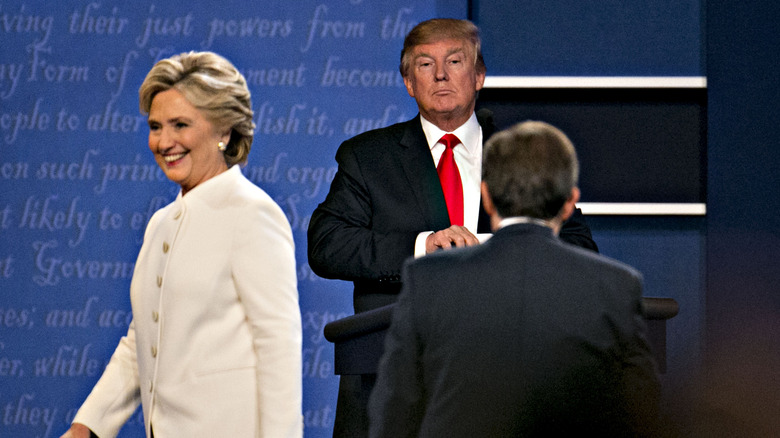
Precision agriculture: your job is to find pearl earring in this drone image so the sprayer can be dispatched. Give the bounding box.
[217,141,226,151]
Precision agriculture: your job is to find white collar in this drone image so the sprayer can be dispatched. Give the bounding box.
[176,165,240,202]
[420,112,481,155]
[498,216,554,230]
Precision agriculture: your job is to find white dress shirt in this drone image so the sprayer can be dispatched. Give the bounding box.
[414,113,483,256]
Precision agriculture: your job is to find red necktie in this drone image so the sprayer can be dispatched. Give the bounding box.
[437,133,464,226]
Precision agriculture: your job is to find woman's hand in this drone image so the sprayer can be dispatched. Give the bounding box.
[59,423,93,438]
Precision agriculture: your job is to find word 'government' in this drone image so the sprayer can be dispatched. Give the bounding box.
[33,240,135,287]
[242,64,306,88]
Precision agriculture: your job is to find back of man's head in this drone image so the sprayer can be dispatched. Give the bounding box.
[482,121,579,220]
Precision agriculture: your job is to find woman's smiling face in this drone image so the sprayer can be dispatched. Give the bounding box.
[147,88,229,195]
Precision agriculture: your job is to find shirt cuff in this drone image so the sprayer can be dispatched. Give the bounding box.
[414,231,433,258]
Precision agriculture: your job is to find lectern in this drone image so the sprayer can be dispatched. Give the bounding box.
[324,297,679,374]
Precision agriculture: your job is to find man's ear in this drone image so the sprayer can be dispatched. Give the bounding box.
[475,69,486,92]
[403,75,415,98]
[481,181,503,232]
[481,181,496,216]
[559,187,580,222]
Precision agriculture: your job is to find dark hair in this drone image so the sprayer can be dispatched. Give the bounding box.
[399,18,486,77]
[139,51,255,166]
[482,121,579,219]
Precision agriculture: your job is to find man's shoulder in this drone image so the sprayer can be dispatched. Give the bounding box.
[559,239,643,282]
[411,229,640,282]
[340,117,419,149]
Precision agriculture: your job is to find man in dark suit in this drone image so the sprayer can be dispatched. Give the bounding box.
[308,18,597,436]
[368,120,661,437]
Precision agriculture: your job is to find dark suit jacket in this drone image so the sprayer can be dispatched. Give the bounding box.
[369,223,660,438]
[308,113,598,313]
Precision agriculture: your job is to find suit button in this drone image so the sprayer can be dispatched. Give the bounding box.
[157,276,163,287]
[149,381,153,392]
[162,242,170,253]
[151,346,157,357]
[152,311,159,322]
[173,211,182,220]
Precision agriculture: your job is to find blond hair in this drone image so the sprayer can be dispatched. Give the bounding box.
[139,51,255,166]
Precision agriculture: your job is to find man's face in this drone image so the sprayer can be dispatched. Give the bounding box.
[403,38,485,130]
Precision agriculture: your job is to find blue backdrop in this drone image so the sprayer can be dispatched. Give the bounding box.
[1,2,435,436]
[1,1,705,437]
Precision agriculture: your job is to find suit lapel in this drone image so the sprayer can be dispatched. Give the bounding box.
[397,116,452,231]
[477,109,496,233]
[394,112,497,234]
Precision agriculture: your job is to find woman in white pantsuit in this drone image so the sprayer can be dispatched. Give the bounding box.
[60,52,303,438]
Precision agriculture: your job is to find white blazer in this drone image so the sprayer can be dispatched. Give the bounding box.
[74,166,303,437]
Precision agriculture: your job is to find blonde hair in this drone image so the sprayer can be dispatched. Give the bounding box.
[139,51,255,166]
